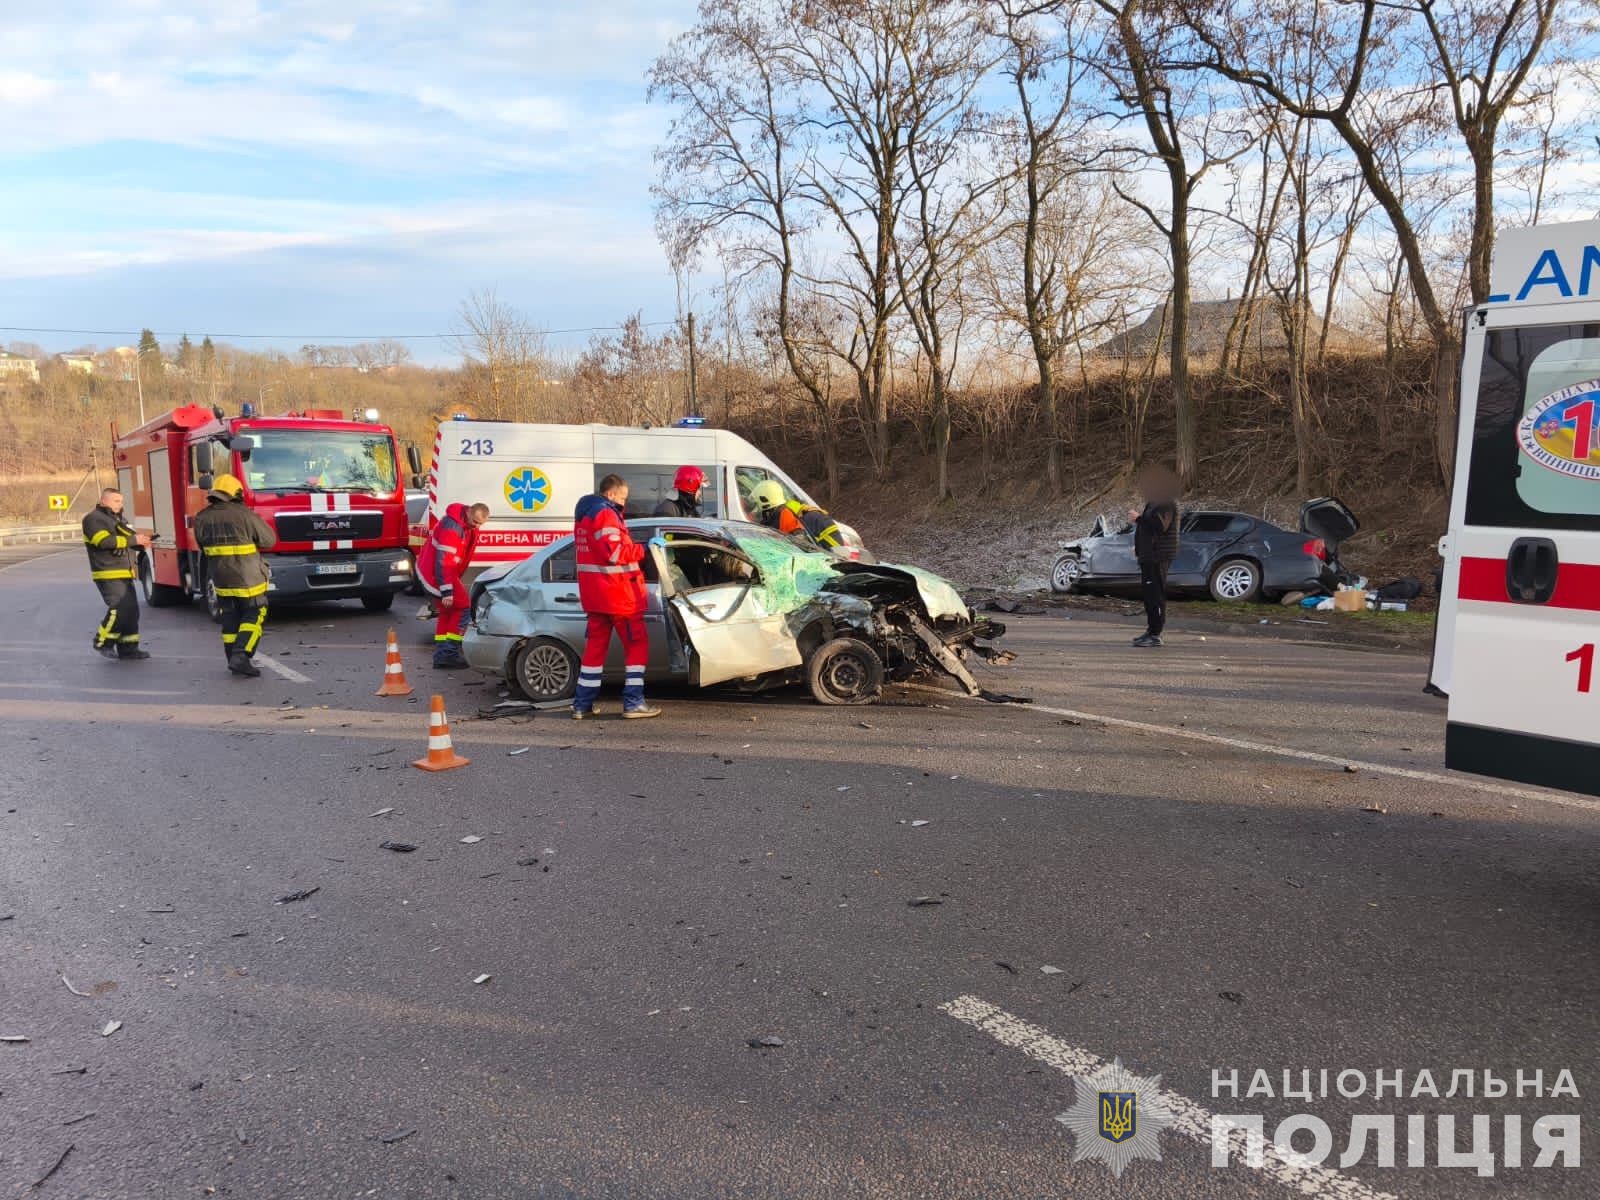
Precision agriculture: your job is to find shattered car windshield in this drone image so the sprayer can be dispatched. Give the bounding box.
[729,525,841,612]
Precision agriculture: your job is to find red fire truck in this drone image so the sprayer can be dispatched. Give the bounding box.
[112,404,421,617]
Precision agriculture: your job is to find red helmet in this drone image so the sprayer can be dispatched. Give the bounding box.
[673,465,705,494]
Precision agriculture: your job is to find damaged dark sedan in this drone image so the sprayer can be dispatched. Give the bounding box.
[464,518,1010,705]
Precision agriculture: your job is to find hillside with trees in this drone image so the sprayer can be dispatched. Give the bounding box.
[5,1,1595,593]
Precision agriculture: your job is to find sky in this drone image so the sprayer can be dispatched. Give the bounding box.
[0,0,701,362]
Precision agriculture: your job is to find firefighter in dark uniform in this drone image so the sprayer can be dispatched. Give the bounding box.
[653,466,705,518]
[751,480,844,550]
[192,474,278,677]
[83,487,151,660]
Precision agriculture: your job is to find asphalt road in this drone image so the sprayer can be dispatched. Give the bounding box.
[3,549,1597,1199]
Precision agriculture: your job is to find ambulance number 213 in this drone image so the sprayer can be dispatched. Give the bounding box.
[1568,643,1595,693]
[460,438,494,456]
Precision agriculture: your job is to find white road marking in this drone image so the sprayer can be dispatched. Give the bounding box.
[257,654,311,684]
[0,549,73,573]
[940,995,1398,1200]
[973,695,1600,816]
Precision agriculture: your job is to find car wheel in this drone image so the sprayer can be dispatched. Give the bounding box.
[361,592,395,613]
[1050,553,1081,594]
[807,637,884,706]
[1209,558,1262,603]
[404,552,423,596]
[511,637,579,702]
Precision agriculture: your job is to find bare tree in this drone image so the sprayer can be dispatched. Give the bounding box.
[1095,0,1250,488]
[891,1,999,499]
[454,289,550,421]
[1177,0,1562,487]
[994,0,1127,493]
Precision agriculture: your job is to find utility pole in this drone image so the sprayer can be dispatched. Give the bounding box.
[685,311,699,417]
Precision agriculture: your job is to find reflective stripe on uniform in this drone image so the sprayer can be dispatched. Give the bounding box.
[91,569,135,580]
[237,607,266,653]
[434,632,464,643]
[203,544,259,557]
[577,563,638,575]
[87,530,110,546]
[215,582,269,598]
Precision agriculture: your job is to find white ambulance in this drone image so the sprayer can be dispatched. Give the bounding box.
[1432,219,1600,794]
[423,417,864,573]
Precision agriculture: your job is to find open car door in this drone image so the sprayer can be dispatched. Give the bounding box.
[648,539,805,687]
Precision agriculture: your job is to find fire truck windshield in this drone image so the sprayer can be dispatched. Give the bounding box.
[242,431,398,495]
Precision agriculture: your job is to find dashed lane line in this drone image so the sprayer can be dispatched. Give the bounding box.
[940,995,1398,1200]
[256,654,311,684]
[971,695,1600,817]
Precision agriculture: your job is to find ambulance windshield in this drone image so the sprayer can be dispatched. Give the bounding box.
[243,431,399,495]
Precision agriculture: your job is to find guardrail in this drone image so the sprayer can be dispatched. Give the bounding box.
[0,522,79,545]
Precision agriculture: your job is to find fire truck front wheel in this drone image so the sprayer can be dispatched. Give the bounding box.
[361,592,396,613]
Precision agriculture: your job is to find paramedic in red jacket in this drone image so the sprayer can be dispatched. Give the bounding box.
[416,500,489,669]
[572,475,661,719]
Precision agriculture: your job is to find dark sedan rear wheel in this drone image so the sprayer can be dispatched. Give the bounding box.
[807,637,884,706]
[1209,558,1262,603]
[511,637,579,702]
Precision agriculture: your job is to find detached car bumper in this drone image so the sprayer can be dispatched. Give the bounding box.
[265,551,413,601]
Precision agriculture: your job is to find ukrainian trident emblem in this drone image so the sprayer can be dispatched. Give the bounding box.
[1100,1091,1137,1143]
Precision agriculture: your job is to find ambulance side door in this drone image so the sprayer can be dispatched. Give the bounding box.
[1446,309,1600,794]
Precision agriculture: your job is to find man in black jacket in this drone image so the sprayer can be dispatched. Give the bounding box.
[1130,465,1180,648]
[83,488,151,660]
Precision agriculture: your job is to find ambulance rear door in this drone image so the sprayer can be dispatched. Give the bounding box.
[1446,299,1600,794]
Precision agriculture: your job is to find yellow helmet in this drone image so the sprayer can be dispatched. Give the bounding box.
[209,473,244,500]
[751,480,786,512]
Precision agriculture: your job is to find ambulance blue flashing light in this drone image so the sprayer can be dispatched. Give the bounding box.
[674,416,708,427]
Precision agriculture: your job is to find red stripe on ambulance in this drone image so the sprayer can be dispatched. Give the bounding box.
[1458,555,1600,611]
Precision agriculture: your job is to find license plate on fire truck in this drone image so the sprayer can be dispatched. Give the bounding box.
[312,563,359,576]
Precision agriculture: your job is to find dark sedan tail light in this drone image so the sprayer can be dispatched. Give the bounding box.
[1303,538,1328,561]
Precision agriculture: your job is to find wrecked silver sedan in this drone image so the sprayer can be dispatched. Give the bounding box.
[464,517,1009,705]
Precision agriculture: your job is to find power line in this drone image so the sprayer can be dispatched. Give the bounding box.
[0,320,680,341]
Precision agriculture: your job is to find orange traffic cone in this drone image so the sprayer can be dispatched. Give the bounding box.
[412,694,469,772]
[375,628,414,697]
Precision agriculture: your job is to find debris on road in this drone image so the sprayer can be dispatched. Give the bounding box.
[380,842,418,853]
[459,835,483,844]
[368,807,395,818]
[1344,765,1360,774]
[1219,991,1244,1004]
[1040,965,1063,976]
[378,1128,418,1145]
[275,887,320,905]
[60,1113,94,1127]
[99,1020,122,1038]
[60,975,90,998]
[747,1036,784,1048]
[907,896,944,907]
[515,856,540,866]
[49,1066,87,1075]
[30,1143,74,1189]
[2,1034,30,1043]
[995,961,1018,975]
[472,974,492,985]
[508,747,531,756]
[1362,804,1387,814]
[146,907,175,914]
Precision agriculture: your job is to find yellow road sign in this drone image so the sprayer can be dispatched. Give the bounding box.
[47,494,69,511]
